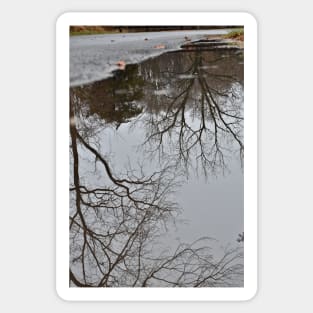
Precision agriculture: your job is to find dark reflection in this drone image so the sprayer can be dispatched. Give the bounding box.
[69,47,244,287]
[72,64,144,129]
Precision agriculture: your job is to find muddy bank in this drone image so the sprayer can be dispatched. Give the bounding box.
[180,35,244,51]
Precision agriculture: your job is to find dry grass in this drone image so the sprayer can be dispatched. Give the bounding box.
[225,29,244,41]
[70,26,118,36]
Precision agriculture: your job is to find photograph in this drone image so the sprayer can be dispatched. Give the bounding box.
[57,12,257,301]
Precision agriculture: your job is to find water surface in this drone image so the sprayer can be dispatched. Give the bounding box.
[69,44,244,287]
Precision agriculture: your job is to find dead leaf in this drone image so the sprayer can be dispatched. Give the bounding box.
[116,60,126,70]
[153,44,165,49]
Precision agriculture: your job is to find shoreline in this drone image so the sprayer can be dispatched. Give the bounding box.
[70,30,243,87]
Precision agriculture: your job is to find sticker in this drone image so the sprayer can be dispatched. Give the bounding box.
[56,12,257,301]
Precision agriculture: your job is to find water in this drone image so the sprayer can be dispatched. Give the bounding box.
[69,42,244,287]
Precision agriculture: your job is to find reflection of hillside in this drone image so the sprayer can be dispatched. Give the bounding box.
[138,49,243,113]
[70,49,243,121]
[71,64,144,129]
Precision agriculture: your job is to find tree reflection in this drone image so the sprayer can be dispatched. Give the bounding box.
[138,49,244,176]
[70,48,243,179]
[69,69,244,287]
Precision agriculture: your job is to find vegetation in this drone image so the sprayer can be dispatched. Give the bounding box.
[224,28,244,41]
[69,25,239,36]
[70,26,119,36]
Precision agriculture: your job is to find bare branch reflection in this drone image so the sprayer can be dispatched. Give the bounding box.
[69,47,244,288]
[70,81,243,287]
[138,49,244,176]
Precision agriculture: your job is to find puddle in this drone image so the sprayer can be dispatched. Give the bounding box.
[69,46,244,287]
